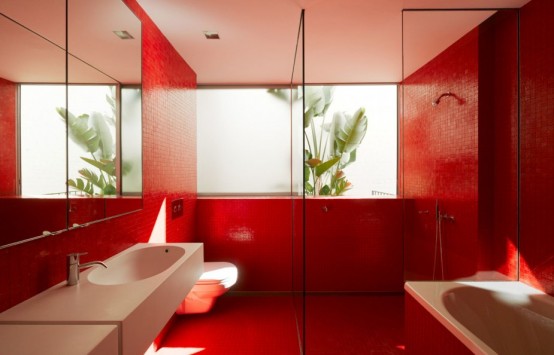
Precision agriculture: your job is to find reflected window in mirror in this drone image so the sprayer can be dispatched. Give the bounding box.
[20,84,141,198]
[20,85,66,196]
[66,85,117,196]
[121,86,142,195]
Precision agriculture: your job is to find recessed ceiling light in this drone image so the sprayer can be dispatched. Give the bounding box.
[113,30,134,40]
[203,31,220,40]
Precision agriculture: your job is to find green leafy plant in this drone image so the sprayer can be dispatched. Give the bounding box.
[303,86,368,196]
[56,92,117,196]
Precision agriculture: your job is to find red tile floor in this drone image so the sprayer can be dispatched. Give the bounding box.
[158,294,404,355]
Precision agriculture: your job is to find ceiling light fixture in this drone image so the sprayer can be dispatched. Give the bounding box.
[203,31,220,40]
[113,30,134,40]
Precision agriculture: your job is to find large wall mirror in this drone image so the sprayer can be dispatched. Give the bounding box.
[0,0,142,248]
[402,9,518,281]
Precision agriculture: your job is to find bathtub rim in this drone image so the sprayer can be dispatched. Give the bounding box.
[404,281,548,355]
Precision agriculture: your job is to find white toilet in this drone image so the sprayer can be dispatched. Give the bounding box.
[176,262,238,314]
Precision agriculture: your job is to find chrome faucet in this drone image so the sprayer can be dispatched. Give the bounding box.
[66,252,107,286]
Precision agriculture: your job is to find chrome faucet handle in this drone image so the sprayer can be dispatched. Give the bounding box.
[66,252,106,286]
[67,252,88,267]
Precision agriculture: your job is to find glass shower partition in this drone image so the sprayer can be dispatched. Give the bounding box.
[291,9,305,354]
[401,9,519,281]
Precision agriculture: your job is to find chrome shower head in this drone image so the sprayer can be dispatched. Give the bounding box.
[432,92,452,106]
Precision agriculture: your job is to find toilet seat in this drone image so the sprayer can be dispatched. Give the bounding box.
[195,262,238,288]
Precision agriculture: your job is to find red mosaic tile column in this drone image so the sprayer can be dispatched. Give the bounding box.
[520,0,554,296]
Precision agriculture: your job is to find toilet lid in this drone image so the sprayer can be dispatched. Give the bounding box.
[196,262,238,287]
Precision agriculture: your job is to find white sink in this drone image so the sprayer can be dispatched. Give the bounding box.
[88,245,186,285]
[0,243,204,355]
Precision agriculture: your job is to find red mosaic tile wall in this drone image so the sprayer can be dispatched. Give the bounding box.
[196,198,403,292]
[477,12,518,277]
[0,0,197,312]
[196,198,295,291]
[0,77,17,195]
[403,28,480,280]
[305,198,404,292]
[403,12,518,280]
[520,0,554,295]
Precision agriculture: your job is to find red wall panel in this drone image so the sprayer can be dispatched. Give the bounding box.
[0,0,198,312]
[305,198,404,292]
[195,198,294,291]
[195,198,403,293]
[0,198,66,246]
[0,77,17,195]
[520,0,554,295]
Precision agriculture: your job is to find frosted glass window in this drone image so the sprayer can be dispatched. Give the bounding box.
[20,85,67,195]
[21,84,118,196]
[197,85,397,196]
[197,88,292,194]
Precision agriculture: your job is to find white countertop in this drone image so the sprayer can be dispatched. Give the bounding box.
[0,324,118,355]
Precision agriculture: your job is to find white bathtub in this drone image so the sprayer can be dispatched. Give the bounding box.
[405,281,554,354]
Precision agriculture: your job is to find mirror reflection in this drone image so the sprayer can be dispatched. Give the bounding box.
[0,4,67,247]
[0,0,142,248]
[402,10,519,281]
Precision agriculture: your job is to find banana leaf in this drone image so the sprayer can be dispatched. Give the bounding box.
[90,111,115,160]
[304,165,311,182]
[319,185,331,195]
[334,107,367,155]
[340,149,357,168]
[68,178,94,195]
[81,157,116,176]
[103,184,117,195]
[78,168,105,190]
[315,156,340,177]
[56,107,100,153]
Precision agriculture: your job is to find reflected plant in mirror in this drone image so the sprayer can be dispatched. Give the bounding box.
[56,86,118,196]
[0,0,142,249]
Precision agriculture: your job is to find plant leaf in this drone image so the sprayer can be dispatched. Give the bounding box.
[80,157,116,176]
[315,156,340,177]
[304,86,335,128]
[267,88,289,101]
[306,158,321,168]
[68,178,94,196]
[341,149,357,168]
[103,184,117,195]
[121,161,133,176]
[334,107,368,155]
[319,185,331,195]
[304,105,315,128]
[56,107,100,153]
[78,168,104,189]
[304,165,311,182]
[90,111,115,159]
